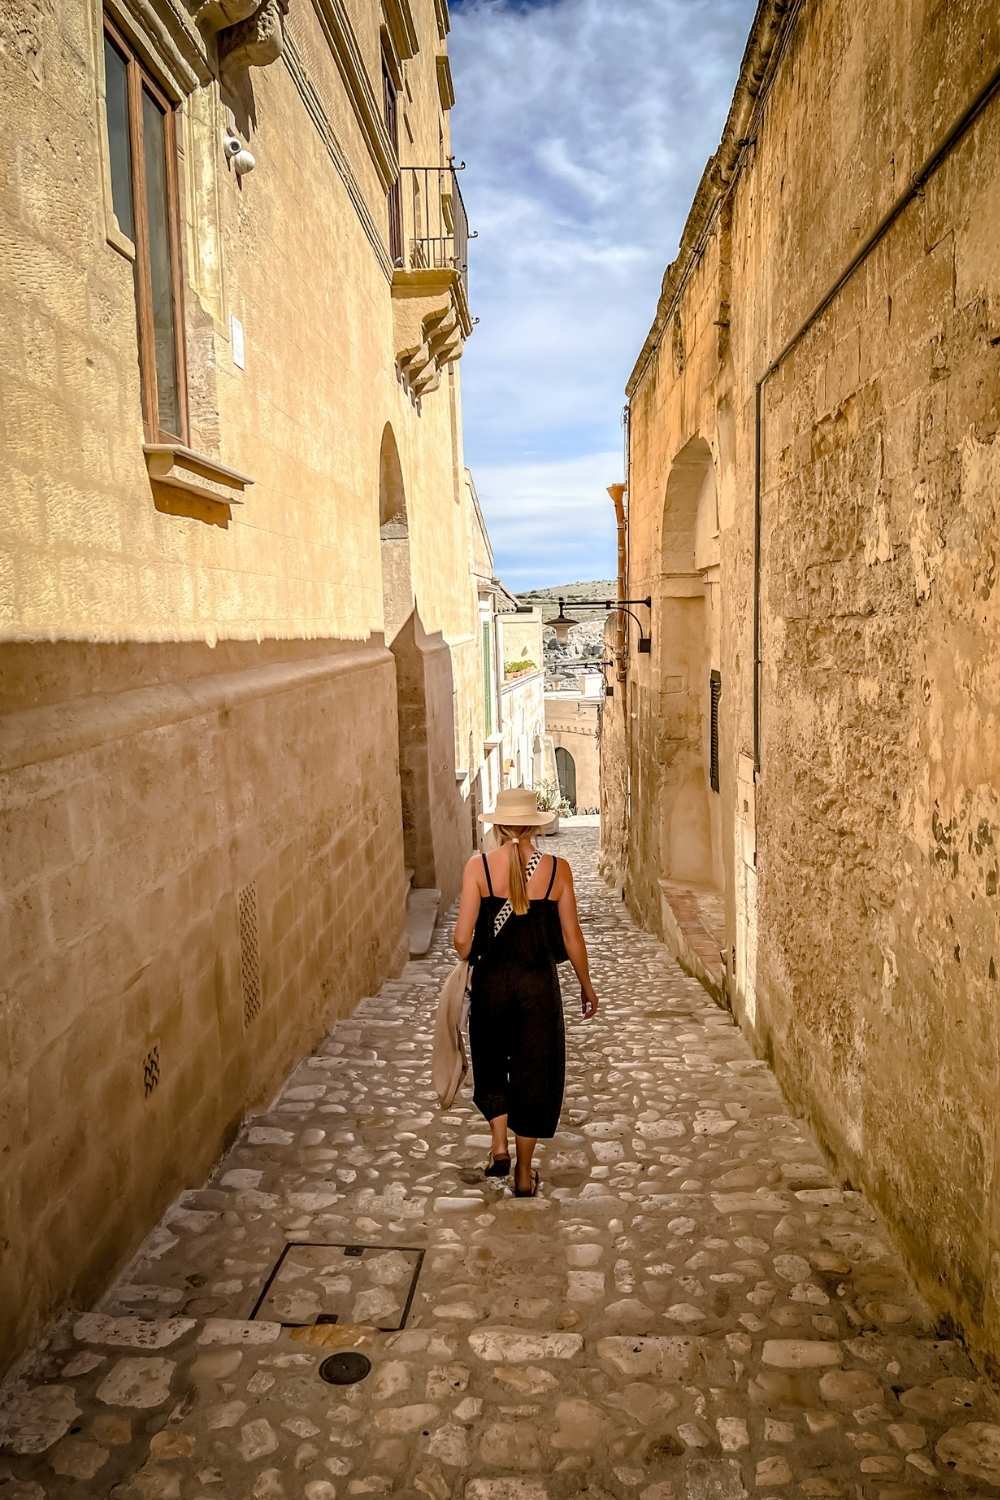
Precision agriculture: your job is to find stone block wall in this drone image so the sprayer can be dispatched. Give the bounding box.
[612,233,730,940]
[392,618,470,900]
[609,0,1000,1369]
[751,26,1000,1362]
[0,0,481,1373]
[0,641,406,1364]
[546,695,601,812]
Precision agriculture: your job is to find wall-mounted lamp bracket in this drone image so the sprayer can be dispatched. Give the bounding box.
[542,595,652,653]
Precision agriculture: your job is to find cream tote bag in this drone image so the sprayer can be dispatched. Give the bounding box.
[432,958,470,1109]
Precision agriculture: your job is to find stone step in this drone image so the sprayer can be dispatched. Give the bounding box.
[406,887,441,956]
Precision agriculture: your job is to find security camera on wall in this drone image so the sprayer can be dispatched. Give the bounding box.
[223,130,255,176]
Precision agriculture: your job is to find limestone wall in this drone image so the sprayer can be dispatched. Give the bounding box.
[0,0,477,656]
[0,0,479,1370]
[546,694,601,812]
[0,642,407,1362]
[597,681,627,887]
[611,0,1000,1369]
[500,615,543,677]
[499,670,545,790]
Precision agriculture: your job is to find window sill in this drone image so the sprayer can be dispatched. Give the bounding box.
[144,443,253,508]
[107,224,136,263]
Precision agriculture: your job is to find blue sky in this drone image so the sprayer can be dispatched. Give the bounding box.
[447,0,758,589]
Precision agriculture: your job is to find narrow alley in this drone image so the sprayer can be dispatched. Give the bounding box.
[2,827,998,1500]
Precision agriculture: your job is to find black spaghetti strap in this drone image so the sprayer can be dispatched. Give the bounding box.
[481,851,494,896]
[544,854,558,899]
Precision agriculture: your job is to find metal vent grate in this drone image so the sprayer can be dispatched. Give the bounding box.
[142,1044,160,1097]
[709,671,722,794]
[250,1243,424,1330]
[237,881,263,1027]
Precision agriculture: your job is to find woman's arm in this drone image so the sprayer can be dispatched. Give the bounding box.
[556,862,599,1018]
[452,855,483,959]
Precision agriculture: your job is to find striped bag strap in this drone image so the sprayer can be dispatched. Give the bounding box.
[492,851,543,938]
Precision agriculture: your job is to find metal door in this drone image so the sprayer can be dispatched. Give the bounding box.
[555,746,576,810]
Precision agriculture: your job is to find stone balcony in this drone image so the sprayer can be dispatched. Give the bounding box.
[391,164,474,396]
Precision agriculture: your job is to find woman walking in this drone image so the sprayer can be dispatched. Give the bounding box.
[452,787,599,1196]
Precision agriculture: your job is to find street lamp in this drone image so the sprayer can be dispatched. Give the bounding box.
[542,597,653,654]
[545,602,575,645]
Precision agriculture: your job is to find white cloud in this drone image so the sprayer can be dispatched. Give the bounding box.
[473,449,622,589]
[535,137,614,205]
[448,0,757,585]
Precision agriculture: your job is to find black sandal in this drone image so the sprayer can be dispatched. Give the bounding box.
[485,1152,511,1178]
[513,1169,540,1198]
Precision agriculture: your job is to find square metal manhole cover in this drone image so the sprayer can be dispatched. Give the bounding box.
[249,1244,424,1330]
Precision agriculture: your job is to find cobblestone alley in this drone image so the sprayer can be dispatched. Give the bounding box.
[2,826,999,1500]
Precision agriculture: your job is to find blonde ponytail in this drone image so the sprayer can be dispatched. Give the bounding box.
[492,824,532,916]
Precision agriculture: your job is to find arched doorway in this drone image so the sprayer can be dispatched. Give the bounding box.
[379,424,411,645]
[555,746,576,810]
[659,435,723,891]
[379,424,434,886]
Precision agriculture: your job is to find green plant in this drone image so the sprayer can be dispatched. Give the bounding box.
[504,657,538,680]
[535,778,572,817]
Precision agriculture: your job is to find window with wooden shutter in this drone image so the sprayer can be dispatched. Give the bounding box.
[103,15,188,445]
[709,670,722,794]
[382,46,403,264]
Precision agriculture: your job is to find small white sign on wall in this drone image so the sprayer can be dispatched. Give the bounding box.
[231,314,246,370]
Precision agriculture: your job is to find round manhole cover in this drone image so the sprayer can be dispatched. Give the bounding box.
[319,1352,371,1386]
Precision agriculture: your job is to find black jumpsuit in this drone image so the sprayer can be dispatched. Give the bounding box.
[468,853,566,1139]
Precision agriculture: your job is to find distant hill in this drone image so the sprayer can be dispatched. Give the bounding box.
[518,580,617,624]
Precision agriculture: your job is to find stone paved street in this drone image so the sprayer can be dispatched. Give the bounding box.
[2,825,999,1499]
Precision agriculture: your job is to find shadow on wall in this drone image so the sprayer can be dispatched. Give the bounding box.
[0,629,410,1372]
[0,611,475,1371]
[212,0,289,139]
[378,422,468,904]
[658,434,724,894]
[383,605,468,904]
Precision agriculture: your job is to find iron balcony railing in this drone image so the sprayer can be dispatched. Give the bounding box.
[392,163,472,306]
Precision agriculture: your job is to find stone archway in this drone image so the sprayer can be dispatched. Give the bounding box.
[659,435,723,891]
[377,426,467,902]
[379,424,429,884]
[379,423,412,645]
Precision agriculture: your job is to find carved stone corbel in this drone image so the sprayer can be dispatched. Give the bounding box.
[216,0,289,83]
[190,1,260,29]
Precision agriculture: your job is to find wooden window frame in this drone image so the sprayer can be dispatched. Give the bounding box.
[382,41,403,265]
[104,13,189,446]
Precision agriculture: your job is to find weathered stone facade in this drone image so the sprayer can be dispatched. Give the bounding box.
[547,684,601,813]
[0,0,485,1372]
[497,600,545,794]
[499,665,544,790]
[602,0,1000,1372]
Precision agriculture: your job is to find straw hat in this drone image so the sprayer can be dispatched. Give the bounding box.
[479,786,555,829]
